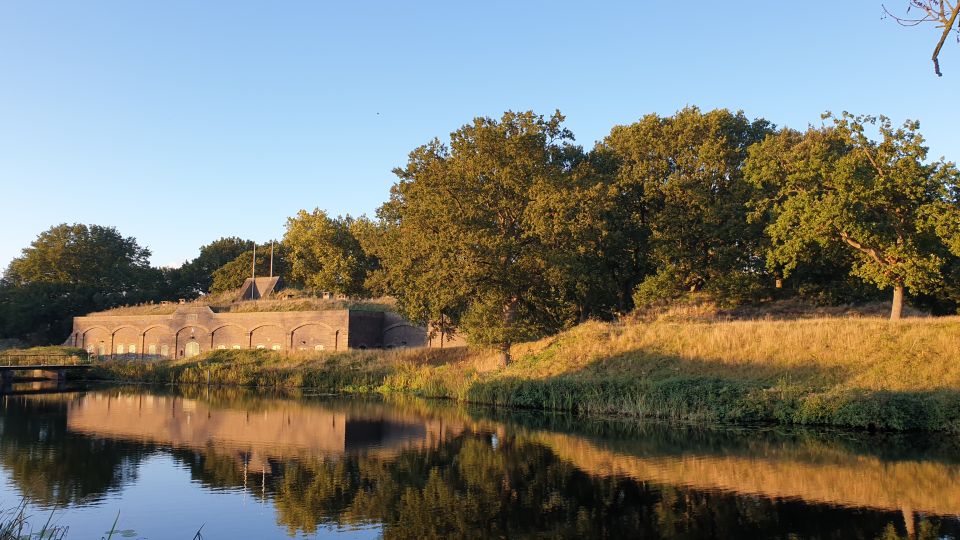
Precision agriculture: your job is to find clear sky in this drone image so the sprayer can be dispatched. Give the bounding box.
[0,1,956,270]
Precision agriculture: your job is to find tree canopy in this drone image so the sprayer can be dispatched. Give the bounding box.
[171,236,253,297]
[603,107,773,305]
[745,112,960,319]
[0,224,161,343]
[367,111,584,364]
[283,209,372,296]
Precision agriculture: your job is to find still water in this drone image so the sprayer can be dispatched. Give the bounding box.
[1,384,959,539]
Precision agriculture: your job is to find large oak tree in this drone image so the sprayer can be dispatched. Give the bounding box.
[368,111,583,364]
[745,112,960,319]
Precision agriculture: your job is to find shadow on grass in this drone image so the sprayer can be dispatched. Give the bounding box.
[462,348,960,431]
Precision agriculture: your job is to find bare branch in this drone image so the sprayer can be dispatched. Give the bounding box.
[884,1,960,75]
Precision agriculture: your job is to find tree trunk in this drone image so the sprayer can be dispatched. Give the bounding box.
[498,297,518,368]
[890,285,904,321]
[497,342,511,368]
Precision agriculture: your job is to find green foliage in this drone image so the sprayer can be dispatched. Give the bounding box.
[0,224,162,344]
[746,112,960,316]
[368,111,588,356]
[3,223,152,289]
[169,236,252,297]
[604,107,773,297]
[632,268,684,308]
[283,209,373,296]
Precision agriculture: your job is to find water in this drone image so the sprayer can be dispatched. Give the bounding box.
[1,384,958,539]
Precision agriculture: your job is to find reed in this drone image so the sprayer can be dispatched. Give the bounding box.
[0,501,66,540]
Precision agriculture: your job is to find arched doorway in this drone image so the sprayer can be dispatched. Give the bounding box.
[184,341,201,358]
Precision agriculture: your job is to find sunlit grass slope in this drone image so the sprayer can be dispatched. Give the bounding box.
[94,316,960,431]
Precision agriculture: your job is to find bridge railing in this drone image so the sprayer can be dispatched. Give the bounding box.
[0,352,91,367]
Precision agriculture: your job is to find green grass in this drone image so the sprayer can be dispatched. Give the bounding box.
[90,316,960,431]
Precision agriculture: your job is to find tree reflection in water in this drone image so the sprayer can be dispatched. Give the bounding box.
[0,395,153,507]
[1,388,959,539]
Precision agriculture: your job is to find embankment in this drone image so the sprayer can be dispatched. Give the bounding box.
[89,316,960,431]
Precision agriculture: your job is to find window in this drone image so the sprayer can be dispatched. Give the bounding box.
[129,344,136,354]
[185,341,200,358]
[256,344,265,350]
[232,345,241,350]
[148,344,156,355]
[160,344,169,357]
[217,345,226,350]
[98,344,105,356]
[271,344,281,351]
[117,344,125,355]
[314,344,325,351]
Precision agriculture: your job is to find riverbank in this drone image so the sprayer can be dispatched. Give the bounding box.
[89,316,960,431]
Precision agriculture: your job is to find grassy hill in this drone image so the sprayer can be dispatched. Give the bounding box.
[93,310,960,432]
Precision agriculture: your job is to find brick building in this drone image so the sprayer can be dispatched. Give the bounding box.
[67,305,432,359]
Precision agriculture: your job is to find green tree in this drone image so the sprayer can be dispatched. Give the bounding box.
[171,236,253,297]
[369,111,582,365]
[0,224,162,343]
[283,209,373,296]
[745,112,960,319]
[4,223,152,289]
[602,107,773,304]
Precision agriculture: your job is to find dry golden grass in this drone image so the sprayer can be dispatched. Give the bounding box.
[504,316,960,392]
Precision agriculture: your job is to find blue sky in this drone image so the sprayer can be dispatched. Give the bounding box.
[0,1,956,269]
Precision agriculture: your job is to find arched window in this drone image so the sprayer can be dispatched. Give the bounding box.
[185,341,200,358]
[148,344,157,355]
[117,344,125,355]
[129,344,136,355]
[160,344,169,357]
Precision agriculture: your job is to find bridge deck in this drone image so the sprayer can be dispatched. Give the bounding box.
[0,365,93,371]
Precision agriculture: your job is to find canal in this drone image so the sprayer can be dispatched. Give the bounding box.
[1,384,958,539]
